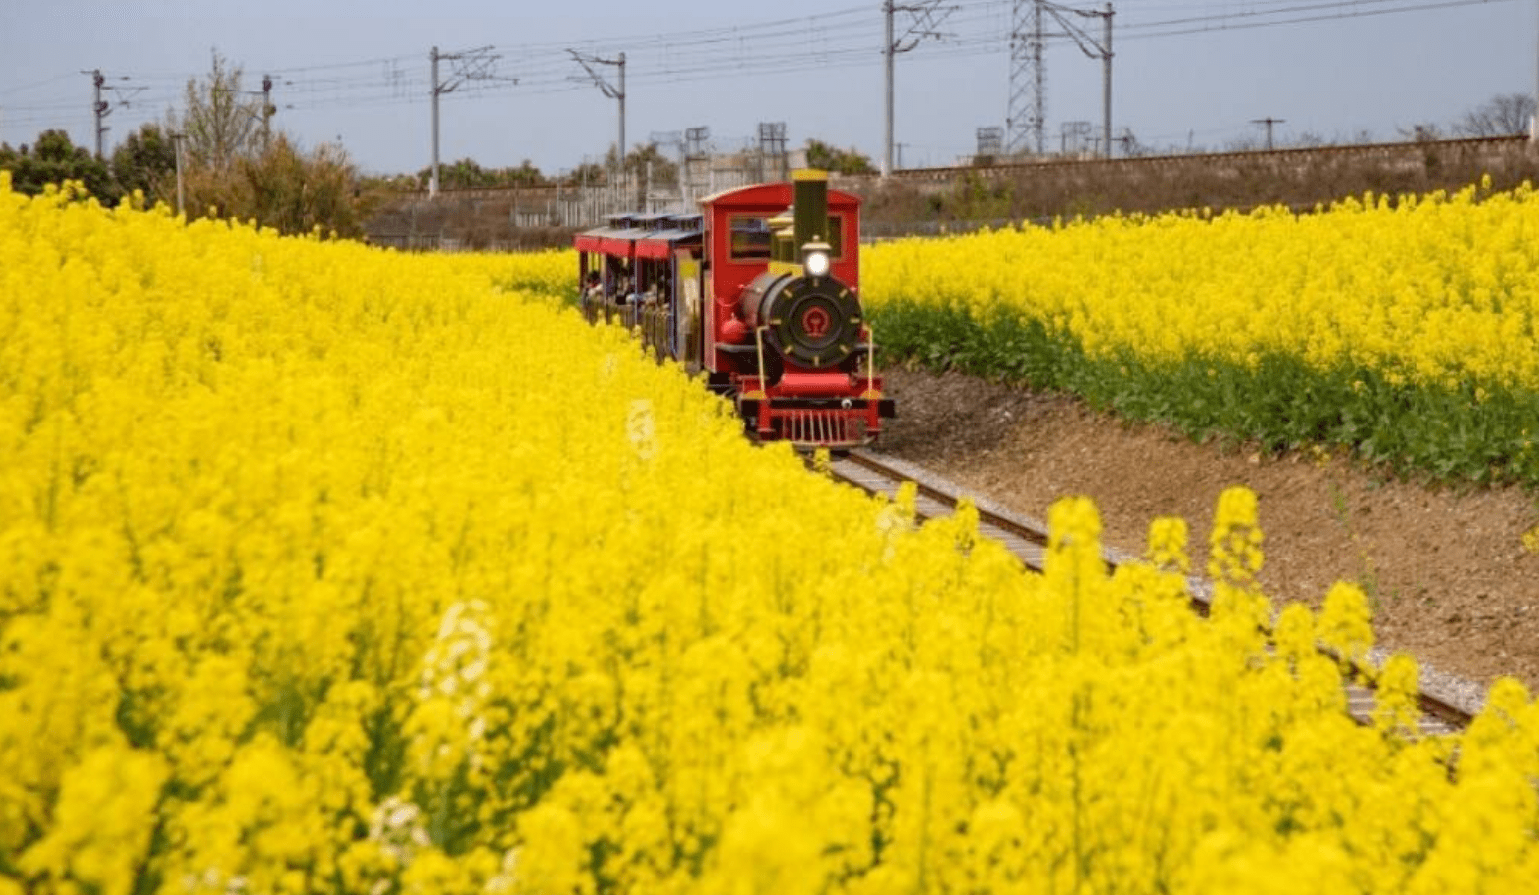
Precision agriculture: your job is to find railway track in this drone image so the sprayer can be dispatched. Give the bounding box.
[828,449,1479,737]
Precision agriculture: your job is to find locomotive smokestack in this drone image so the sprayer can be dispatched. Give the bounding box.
[791,168,829,251]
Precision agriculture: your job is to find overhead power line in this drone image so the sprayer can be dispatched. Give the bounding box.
[885,1,959,175]
[567,49,627,185]
[1,0,1521,163]
[429,45,510,197]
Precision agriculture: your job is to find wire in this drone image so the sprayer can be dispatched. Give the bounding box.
[0,0,1522,150]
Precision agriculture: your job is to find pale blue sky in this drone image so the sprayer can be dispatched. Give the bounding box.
[1,0,1534,175]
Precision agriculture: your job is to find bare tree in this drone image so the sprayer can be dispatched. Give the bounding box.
[1397,122,1443,142]
[1456,93,1537,137]
[173,49,264,171]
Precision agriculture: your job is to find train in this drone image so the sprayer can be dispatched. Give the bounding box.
[575,169,895,450]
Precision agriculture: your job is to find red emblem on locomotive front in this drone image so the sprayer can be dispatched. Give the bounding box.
[801,307,831,339]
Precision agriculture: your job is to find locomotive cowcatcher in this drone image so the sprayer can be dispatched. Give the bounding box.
[575,169,895,450]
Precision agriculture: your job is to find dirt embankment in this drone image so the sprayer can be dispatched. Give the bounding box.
[877,368,1539,692]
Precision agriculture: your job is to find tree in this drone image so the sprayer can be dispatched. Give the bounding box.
[1456,93,1537,137]
[111,123,178,203]
[622,143,677,187]
[505,160,546,187]
[0,129,114,198]
[415,158,547,190]
[621,143,679,206]
[144,52,369,235]
[240,135,364,237]
[177,134,364,237]
[565,160,608,187]
[174,49,264,172]
[1398,122,1444,142]
[804,139,874,176]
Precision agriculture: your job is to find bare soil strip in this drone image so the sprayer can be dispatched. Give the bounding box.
[877,368,1539,691]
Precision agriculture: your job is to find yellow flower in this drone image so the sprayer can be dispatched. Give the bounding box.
[3,174,1537,895]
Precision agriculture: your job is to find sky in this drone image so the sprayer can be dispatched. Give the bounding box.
[1,0,1535,177]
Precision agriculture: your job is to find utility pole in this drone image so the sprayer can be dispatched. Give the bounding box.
[86,69,115,158]
[1101,2,1113,159]
[885,3,895,175]
[81,69,142,159]
[171,131,185,216]
[261,75,275,150]
[429,45,506,198]
[431,48,439,195]
[685,126,710,206]
[758,122,788,181]
[883,1,957,176]
[1251,117,1285,150]
[569,50,626,195]
[1011,2,1114,158]
[1007,0,1046,155]
[90,70,106,157]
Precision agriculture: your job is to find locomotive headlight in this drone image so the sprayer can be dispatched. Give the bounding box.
[802,240,832,278]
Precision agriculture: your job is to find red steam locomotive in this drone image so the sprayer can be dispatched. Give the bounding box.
[575,169,895,449]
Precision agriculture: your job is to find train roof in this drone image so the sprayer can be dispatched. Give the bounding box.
[697,181,861,211]
[576,211,703,256]
[634,216,704,259]
[575,212,652,253]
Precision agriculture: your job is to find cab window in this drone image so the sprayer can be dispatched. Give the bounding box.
[728,216,772,261]
[827,213,846,258]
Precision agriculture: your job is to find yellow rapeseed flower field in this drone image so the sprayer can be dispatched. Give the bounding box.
[862,179,1539,482]
[2,174,1537,894]
[863,179,1539,391]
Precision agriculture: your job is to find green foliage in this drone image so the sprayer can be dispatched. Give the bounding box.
[804,139,875,175]
[0,129,115,199]
[421,157,548,190]
[240,135,365,237]
[870,301,1539,487]
[948,171,1016,221]
[182,133,366,237]
[111,123,177,202]
[566,160,608,186]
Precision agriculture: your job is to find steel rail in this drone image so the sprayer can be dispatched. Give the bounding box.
[826,449,1477,736]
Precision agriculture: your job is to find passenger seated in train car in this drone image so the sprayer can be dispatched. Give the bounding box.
[583,270,603,302]
[636,259,669,306]
[605,257,632,304]
[652,266,672,305]
[633,259,653,304]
